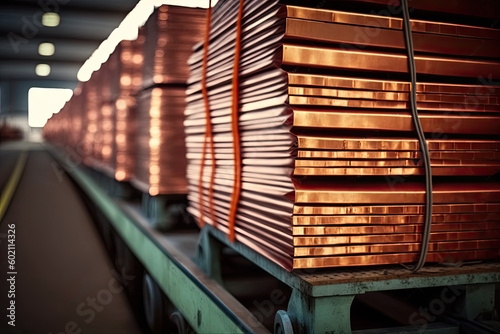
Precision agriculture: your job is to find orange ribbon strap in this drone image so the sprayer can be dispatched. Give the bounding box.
[198,0,216,227]
[227,0,245,242]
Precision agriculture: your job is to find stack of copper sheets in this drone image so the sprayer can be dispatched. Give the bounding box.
[112,34,145,182]
[82,71,101,166]
[133,87,189,196]
[184,0,500,270]
[133,5,205,196]
[142,5,206,88]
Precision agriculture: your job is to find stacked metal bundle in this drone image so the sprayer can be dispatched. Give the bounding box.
[133,5,205,196]
[134,87,189,195]
[142,5,206,88]
[80,71,102,166]
[66,85,85,153]
[184,0,500,270]
[88,57,119,176]
[111,33,145,182]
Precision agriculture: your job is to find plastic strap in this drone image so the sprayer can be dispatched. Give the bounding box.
[227,0,245,242]
[198,0,216,227]
[401,0,433,272]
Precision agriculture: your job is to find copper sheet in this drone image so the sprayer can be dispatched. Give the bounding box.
[292,110,500,135]
[293,213,500,226]
[295,159,500,167]
[293,182,500,204]
[294,239,500,257]
[288,73,500,96]
[293,166,500,176]
[285,17,500,57]
[293,230,500,246]
[285,5,500,40]
[288,87,500,106]
[296,136,500,151]
[297,151,500,160]
[292,249,500,269]
[293,203,500,215]
[290,96,499,113]
[293,222,500,236]
[281,44,500,79]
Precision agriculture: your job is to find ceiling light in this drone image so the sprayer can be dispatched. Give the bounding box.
[35,64,51,76]
[42,12,60,27]
[38,42,55,56]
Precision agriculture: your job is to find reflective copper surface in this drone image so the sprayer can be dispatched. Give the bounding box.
[281,44,500,79]
[285,17,500,57]
[133,87,188,196]
[114,96,136,181]
[292,249,500,269]
[142,5,206,88]
[292,110,500,135]
[285,6,500,40]
[294,240,500,257]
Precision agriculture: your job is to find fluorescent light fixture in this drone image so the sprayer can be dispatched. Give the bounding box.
[28,88,73,128]
[35,64,51,76]
[42,12,60,27]
[38,42,55,56]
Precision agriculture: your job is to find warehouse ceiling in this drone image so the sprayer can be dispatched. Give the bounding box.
[0,0,140,83]
[0,0,140,127]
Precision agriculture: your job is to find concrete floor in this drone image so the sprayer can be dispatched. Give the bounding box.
[0,141,144,334]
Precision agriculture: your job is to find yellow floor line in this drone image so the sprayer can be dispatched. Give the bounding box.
[0,151,29,222]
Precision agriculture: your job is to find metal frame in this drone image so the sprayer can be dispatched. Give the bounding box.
[200,225,500,333]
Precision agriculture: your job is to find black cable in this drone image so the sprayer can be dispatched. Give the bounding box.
[401,0,433,272]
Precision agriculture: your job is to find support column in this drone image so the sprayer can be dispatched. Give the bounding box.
[459,283,496,321]
[287,289,355,334]
[197,228,223,284]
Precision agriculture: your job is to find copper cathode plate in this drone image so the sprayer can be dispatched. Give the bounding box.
[296,150,500,160]
[293,203,500,215]
[294,159,500,167]
[288,73,500,96]
[292,213,500,225]
[293,222,500,236]
[293,230,500,246]
[292,249,500,269]
[281,44,500,79]
[293,166,500,176]
[294,239,500,257]
[293,182,500,204]
[284,17,500,58]
[288,86,500,106]
[292,110,500,134]
[296,136,500,151]
[285,5,500,40]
